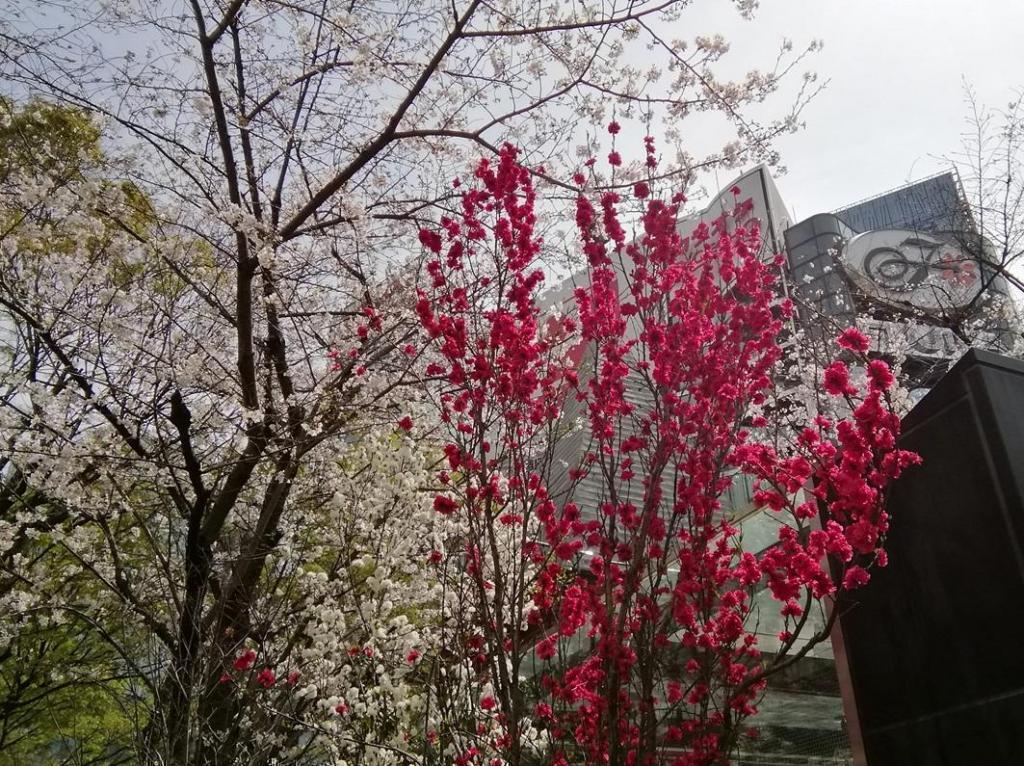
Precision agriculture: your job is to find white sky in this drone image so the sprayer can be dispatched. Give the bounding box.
[681,0,1024,222]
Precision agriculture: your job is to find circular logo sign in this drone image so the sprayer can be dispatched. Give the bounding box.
[840,230,982,312]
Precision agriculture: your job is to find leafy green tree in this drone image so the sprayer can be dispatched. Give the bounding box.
[0,96,152,766]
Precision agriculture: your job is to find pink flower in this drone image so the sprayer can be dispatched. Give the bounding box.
[644,135,658,168]
[233,649,257,671]
[406,142,915,764]
[608,120,621,135]
[256,668,276,688]
[554,541,581,560]
[867,359,895,391]
[406,649,422,664]
[837,327,871,353]
[667,681,683,704]
[536,636,557,660]
[286,670,301,686]
[433,494,458,516]
[823,361,855,396]
[418,228,443,253]
[397,415,414,431]
[781,599,803,617]
[842,565,871,590]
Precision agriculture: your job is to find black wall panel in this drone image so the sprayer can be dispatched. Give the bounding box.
[839,350,1024,764]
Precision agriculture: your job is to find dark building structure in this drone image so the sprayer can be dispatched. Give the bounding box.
[837,350,1024,765]
[781,176,1022,764]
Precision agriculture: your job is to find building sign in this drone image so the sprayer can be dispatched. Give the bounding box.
[841,230,982,313]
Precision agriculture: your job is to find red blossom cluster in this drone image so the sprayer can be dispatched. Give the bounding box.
[222,648,304,693]
[415,143,918,766]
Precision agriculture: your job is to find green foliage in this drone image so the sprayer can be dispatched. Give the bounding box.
[0,97,156,288]
[0,97,160,765]
[0,96,102,183]
[0,618,138,766]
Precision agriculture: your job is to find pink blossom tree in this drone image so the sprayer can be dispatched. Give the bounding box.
[414,137,919,766]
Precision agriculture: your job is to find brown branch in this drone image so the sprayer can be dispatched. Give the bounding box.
[190,0,259,410]
[0,291,149,460]
[278,0,485,241]
[461,1,678,38]
[245,58,355,121]
[206,0,248,45]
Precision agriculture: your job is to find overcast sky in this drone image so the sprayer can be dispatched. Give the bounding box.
[683,0,1024,222]
[21,0,1022,227]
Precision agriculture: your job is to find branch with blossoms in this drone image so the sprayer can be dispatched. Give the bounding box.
[413,131,919,766]
[1,2,831,761]
[413,145,584,765]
